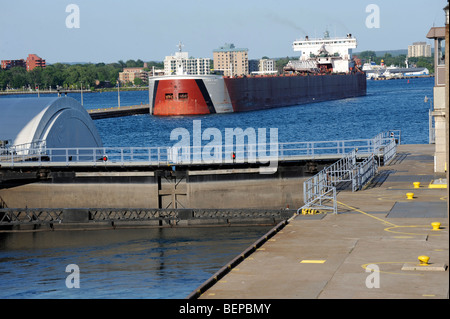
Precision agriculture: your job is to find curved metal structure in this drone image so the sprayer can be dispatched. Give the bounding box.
[0,97,102,149]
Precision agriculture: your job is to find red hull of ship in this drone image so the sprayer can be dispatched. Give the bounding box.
[150,73,367,116]
[152,79,212,116]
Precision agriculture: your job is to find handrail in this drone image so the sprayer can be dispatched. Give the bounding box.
[299,131,399,214]
[0,131,400,168]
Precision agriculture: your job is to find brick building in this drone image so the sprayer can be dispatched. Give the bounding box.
[119,67,148,85]
[26,54,46,71]
[1,59,26,70]
[1,54,46,71]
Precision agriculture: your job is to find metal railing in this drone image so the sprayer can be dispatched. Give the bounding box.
[299,130,400,214]
[0,131,401,168]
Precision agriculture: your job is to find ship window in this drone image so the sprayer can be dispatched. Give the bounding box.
[165,93,173,100]
[178,93,188,100]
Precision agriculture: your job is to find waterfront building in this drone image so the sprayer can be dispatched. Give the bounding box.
[26,54,46,71]
[1,54,46,71]
[119,67,148,85]
[164,46,210,76]
[213,43,249,76]
[259,58,275,73]
[407,42,432,58]
[1,59,26,70]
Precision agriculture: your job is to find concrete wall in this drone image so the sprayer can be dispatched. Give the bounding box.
[0,166,311,210]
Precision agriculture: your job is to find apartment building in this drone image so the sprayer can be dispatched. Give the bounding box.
[1,59,26,70]
[119,67,148,84]
[26,54,46,71]
[1,54,46,71]
[407,42,432,57]
[164,51,210,75]
[213,43,248,76]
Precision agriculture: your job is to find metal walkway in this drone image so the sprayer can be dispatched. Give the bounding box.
[0,131,400,169]
[298,130,400,214]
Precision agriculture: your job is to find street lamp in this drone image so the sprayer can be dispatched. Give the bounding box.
[80,81,83,106]
[117,80,121,108]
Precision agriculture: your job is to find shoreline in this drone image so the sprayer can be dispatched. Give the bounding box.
[0,87,149,95]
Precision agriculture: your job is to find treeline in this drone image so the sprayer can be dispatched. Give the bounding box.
[0,59,164,90]
[355,50,434,72]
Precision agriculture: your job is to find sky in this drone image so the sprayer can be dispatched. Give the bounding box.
[0,0,447,64]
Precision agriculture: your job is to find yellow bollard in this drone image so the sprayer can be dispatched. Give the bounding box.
[413,182,420,188]
[406,192,414,199]
[431,222,441,230]
[418,255,430,265]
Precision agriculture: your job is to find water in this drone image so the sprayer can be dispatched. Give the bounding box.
[0,77,435,299]
[0,226,272,299]
[91,77,434,146]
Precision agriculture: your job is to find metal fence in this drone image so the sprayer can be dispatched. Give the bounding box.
[0,131,401,168]
[299,130,400,214]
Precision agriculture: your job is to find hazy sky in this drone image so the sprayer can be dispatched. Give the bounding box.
[0,0,447,63]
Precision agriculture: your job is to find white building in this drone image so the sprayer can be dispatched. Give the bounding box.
[164,47,210,76]
[259,59,275,73]
[407,42,432,58]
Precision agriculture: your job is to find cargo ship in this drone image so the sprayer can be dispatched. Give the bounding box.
[149,32,366,116]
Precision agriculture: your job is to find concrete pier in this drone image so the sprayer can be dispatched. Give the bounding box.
[194,144,448,299]
[87,104,149,119]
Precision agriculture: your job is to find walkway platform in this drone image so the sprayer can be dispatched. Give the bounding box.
[196,144,449,299]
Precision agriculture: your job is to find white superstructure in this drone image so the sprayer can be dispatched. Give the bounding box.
[291,31,357,73]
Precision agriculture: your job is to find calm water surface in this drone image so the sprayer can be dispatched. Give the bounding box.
[0,226,272,299]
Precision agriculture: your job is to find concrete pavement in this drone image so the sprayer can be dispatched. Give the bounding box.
[198,144,449,299]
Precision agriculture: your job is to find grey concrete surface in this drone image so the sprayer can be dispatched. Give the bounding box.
[199,144,449,299]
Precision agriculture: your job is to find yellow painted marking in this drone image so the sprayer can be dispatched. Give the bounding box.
[269,239,276,242]
[300,260,326,264]
[384,225,442,236]
[422,294,436,297]
[337,201,397,227]
[208,293,216,296]
[257,248,265,251]
[219,280,227,283]
[338,201,445,237]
